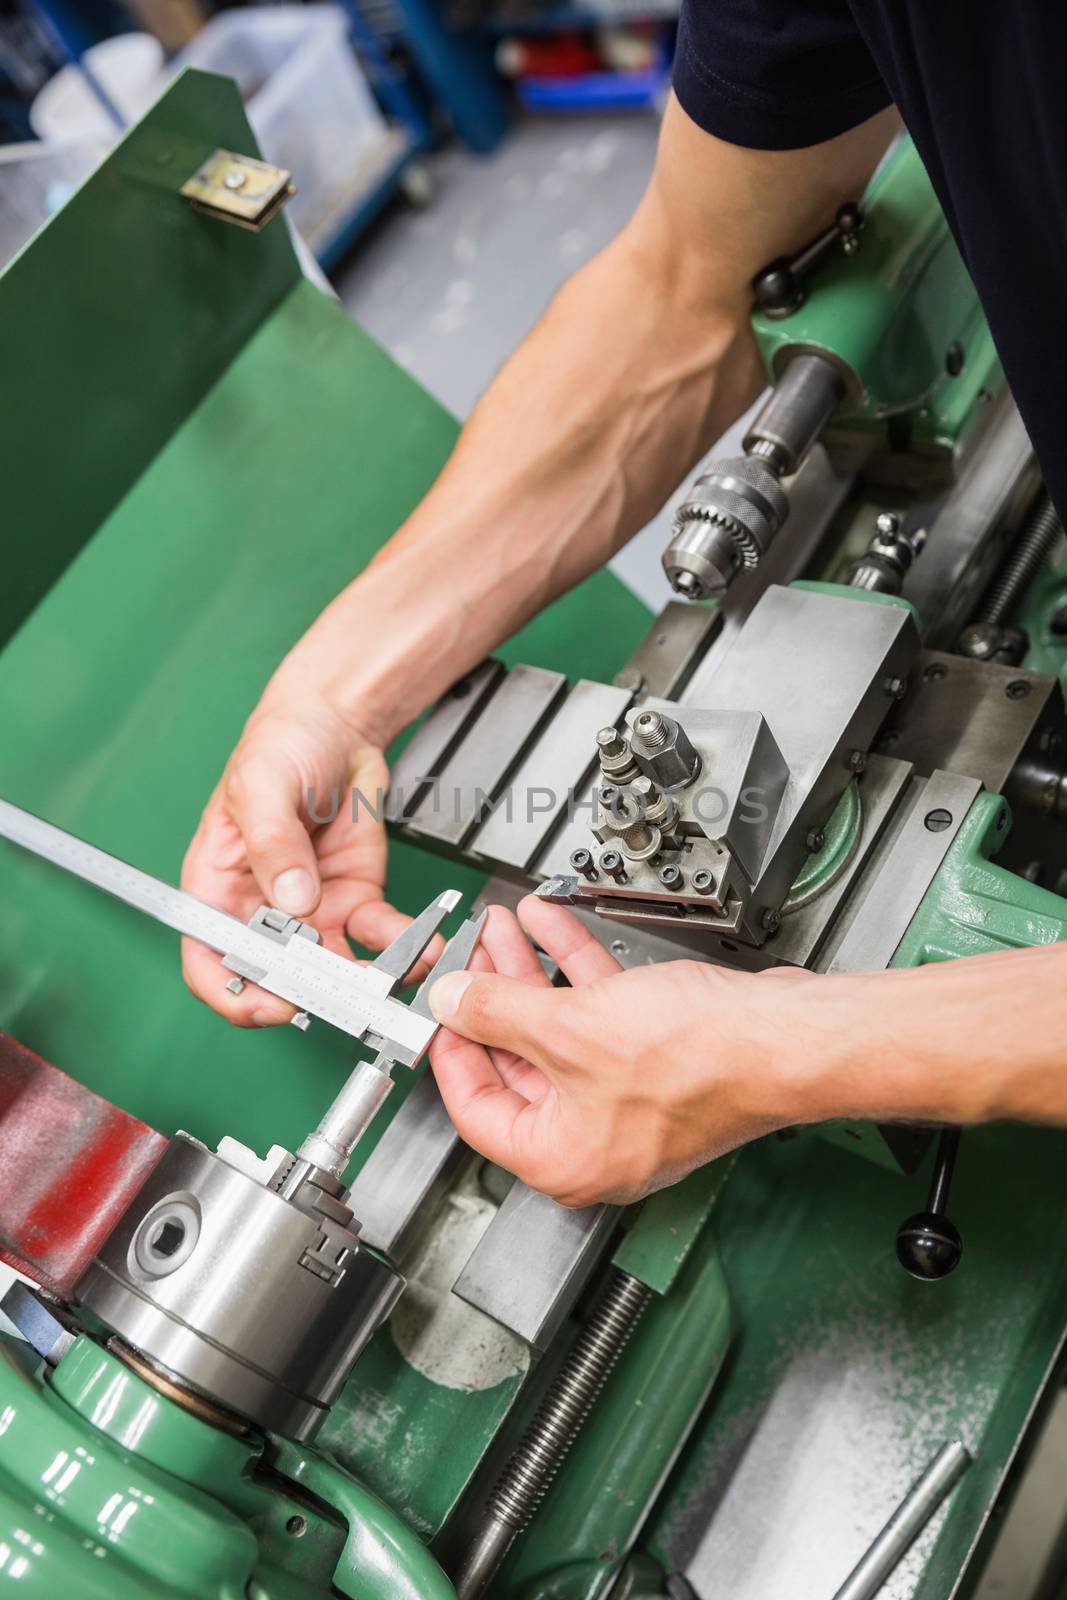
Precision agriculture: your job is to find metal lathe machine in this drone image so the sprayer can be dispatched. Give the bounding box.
[1,70,1066,1600]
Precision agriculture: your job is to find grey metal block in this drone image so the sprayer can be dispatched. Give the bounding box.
[452,1182,618,1350]
[407,665,567,847]
[471,679,633,872]
[386,659,505,823]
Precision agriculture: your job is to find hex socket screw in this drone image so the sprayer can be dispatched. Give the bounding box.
[599,850,627,882]
[692,869,715,896]
[569,849,597,881]
[658,864,683,890]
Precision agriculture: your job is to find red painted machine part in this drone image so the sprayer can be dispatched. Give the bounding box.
[0,1033,167,1298]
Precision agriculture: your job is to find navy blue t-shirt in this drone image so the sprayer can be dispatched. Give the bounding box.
[673,1,1066,516]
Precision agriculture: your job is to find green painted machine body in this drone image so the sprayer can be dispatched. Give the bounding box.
[1,69,1066,1600]
[752,136,1000,452]
[0,1333,455,1599]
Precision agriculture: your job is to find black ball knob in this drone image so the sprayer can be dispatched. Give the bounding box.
[754,262,803,316]
[896,1210,963,1280]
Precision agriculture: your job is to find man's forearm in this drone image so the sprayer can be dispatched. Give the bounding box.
[800,944,1067,1129]
[276,231,761,746]
[265,97,897,749]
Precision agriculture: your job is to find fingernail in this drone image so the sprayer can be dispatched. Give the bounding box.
[251,1008,278,1027]
[272,867,314,914]
[429,971,472,1022]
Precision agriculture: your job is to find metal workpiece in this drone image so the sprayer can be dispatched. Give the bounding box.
[452,1185,618,1351]
[297,905,487,1174]
[0,798,463,1066]
[829,1440,971,1600]
[77,1133,404,1440]
[295,1059,395,1177]
[346,1069,468,1259]
[453,1270,653,1599]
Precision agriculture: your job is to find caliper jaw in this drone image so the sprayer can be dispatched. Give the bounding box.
[221,890,464,1037]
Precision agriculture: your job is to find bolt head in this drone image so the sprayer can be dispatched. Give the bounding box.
[692,869,714,895]
[848,750,867,774]
[658,864,682,888]
[875,511,901,537]
[806,829,825,853]
[224,167,248,191]
[761,908,781,933]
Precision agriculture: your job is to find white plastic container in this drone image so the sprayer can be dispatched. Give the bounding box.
[172,6,389,250]
[29,33,165,142]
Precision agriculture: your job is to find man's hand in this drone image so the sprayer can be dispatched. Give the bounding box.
[428,894,821,1206]
[430,896,1067,1207]
[181,691,440,1026]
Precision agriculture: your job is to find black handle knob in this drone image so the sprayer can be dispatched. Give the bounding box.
[896,1127,963,1280]
[753,202,864,318]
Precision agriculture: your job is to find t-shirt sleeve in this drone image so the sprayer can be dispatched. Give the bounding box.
[673,0,893,151]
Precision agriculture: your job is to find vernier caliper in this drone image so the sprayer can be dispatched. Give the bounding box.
[0,796,485,1180]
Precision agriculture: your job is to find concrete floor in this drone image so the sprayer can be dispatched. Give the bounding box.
[333,111,1067,1600]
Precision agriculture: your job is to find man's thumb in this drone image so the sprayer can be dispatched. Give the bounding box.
[227,755,322,916]
[429,970,544,1053]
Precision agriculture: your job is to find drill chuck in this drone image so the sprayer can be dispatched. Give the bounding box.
[664,352,846,600]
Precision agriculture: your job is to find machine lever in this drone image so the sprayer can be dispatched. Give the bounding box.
[895,1126,963,1280]
[753,200,864,320]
